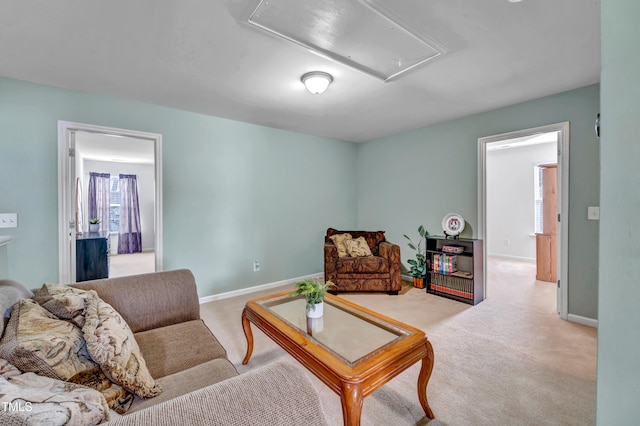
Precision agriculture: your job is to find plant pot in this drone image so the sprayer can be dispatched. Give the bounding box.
[306,317,324,335]
[89,223,100,233]
[306,301,324,318]
[413,277,425,289]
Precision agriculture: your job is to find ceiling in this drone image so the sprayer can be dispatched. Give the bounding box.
[0,0,600,143]
[76,132,155,164]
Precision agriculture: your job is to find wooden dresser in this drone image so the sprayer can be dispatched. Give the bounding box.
[76,232,109,282]
[535,164,557,282]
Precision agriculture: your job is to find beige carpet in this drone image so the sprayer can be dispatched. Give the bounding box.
[200,257,597,425]
[109,252,155,278]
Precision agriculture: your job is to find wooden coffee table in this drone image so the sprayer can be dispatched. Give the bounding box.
[241,291,435,426]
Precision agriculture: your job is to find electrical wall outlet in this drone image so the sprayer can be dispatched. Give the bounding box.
[503,239,509,246]
[0,213,18,228]
[587,206,600,220]
[253,260,260,272]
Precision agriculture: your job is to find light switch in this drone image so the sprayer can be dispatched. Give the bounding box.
[587,206,600,221]
[0,213,18,228]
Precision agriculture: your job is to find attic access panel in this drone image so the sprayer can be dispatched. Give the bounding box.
[247,0,447,82]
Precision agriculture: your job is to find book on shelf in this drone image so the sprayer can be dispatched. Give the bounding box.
[429,274,473,299]
[442,245,464,254]
[431,253,457,274]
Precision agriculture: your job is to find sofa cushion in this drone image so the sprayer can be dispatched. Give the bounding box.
[83,290,162,398]
[104,361,328,426]
[0,279,34,338]
[337,256,390,274]
[328,233,352,258]
[344,236,373,257]
[127,358,238,414]
[0,299,96,381]
[134,319,228,379]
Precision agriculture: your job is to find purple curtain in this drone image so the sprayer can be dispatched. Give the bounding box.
[118,174,142,254]
[88,172,110,232]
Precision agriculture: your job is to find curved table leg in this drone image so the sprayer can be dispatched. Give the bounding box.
[241,308,254,365]
[340,382,364,426]
[417,340,435,419]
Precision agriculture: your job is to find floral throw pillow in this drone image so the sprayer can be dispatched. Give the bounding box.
[329,233,353,258]
[34,283,92,327]
[83,290,162,398]
[344,236,373,257]
[0,299,96,381]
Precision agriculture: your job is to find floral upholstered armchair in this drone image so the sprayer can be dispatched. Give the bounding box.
[324,228,402,294]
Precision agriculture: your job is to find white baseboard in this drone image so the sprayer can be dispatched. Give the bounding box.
[567,314,598,328]
[199,272,324,304]
[488,253,536,263]
[401,274,414,282]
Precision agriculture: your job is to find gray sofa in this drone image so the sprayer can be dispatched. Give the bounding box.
[0,269,328,425]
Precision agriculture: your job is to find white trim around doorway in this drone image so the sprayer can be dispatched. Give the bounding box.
[57,121,163,283]
[478,122,569,320]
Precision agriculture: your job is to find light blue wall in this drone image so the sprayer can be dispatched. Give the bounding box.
[0,244,8,277]
[0,77,357,295]
[597,1,640,423]
[356,85,600,320]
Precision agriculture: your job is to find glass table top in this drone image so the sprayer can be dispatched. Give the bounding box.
[258,294,412,366]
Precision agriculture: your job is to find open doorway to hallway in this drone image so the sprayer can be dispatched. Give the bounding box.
[478,122,569,319]
[486,132,558,309]
[58,121,163,283]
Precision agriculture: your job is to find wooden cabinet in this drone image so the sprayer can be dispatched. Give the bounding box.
[535,233,557,282]
[426,237,484,305]
[535,164,557,282]
[76,233,109,282]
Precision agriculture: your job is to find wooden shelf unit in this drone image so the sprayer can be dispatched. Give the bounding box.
[426,236,484,305]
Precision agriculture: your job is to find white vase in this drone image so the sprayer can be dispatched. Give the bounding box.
[89,223,99,233]
[306,301,324,318]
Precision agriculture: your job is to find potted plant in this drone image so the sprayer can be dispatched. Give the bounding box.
[88,218,101,233]
[291,279,336,318]
[403,225,429,289]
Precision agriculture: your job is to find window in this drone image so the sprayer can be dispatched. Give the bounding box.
[109,176,120,233]
[534,165,544,234]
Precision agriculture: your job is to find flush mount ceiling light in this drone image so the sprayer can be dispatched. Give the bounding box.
[301,71,333,94]
[247,0,448,82]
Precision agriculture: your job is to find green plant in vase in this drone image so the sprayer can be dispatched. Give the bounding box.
[291,279,336,318]
[403,225,429,288]
[88,218,101,233]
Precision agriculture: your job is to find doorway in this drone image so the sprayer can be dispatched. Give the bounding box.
[58,121,163,283]
[478,122,569,319]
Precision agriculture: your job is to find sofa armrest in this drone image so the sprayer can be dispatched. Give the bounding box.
[379,242,402,292]
[102,361,329,426]
[324,243,338,283]
[73,269,200,333]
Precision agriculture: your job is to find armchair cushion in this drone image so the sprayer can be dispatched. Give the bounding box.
[338,256,389,274]
[344,236,373,257]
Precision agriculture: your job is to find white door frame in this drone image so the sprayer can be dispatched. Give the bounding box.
[57,121,163,283]
[478,121,569,320]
